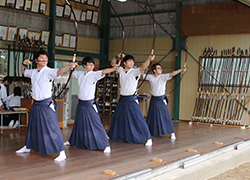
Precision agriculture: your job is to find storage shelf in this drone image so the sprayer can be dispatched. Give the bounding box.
[96,72,119,116]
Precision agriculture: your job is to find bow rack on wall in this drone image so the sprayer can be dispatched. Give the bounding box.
[192,47,250,127]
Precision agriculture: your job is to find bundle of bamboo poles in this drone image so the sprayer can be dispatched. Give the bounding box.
[13,34,45,77]
[192,47,250,127]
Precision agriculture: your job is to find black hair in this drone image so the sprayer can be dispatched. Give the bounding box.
[34,50,49,60]
[123,55,135,63]
[2,76,12,84]
[14,86,22,96]
[151,63,161,73]
[82,56,95,66]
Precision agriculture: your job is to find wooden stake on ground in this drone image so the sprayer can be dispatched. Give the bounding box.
[151,157,163,162]
[187,149,198,153]
[103,169,116,176]
[214,142,224,145]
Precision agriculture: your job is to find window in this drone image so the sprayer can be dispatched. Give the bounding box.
[55,60,70,74]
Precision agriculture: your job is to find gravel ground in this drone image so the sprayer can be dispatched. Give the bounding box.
[209,162,250,180]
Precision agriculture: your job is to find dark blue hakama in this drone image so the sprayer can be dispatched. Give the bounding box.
[25,98,64,155]
[108,95,151,143]
[68,99,109,150]
[147,95,174,136]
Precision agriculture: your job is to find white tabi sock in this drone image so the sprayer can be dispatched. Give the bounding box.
[9,120,14,128]
[13,121,19,128]
[103,146,111,153]
[64,141,70,146]
[106,134,110,139]
[54,150,66,162]
[145,139,152,146]
[171,133,176,140]
[15,146,31,153]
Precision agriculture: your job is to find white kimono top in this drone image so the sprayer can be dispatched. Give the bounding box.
[73,70,105,100]
[118,67,142,96]
[143,73,172,96]
[24,66,59,101]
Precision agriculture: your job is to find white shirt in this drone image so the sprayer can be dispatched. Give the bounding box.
[24,66,59,101]
[118,67,142,96]
[6,94,14,108]
[143,74,172,96]
[0,83,7,103]
[7,94,23,107]
[73,70,104,100]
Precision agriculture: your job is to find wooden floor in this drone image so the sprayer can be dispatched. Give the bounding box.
[1,120,250,180]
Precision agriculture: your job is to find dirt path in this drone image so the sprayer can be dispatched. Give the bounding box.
[209,162,250,180]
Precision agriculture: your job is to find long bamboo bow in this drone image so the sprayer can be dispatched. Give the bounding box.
[133,0,155,96]
[49,0,78,106]
[96,0,125,102]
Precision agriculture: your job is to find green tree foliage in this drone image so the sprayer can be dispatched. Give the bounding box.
[0,50,8,75]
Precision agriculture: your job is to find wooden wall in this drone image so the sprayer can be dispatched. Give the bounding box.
[55,36,100,61]
[180,2,250,36]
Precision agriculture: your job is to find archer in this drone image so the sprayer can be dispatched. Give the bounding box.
[16,50,76,162]
[108,53,155,146]
[143,63,186,139]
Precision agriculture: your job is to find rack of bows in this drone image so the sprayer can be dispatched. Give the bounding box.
[13,33,45,73]
[192,47,250,127]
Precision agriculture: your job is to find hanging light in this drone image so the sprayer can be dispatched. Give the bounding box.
[116,0,127,2]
